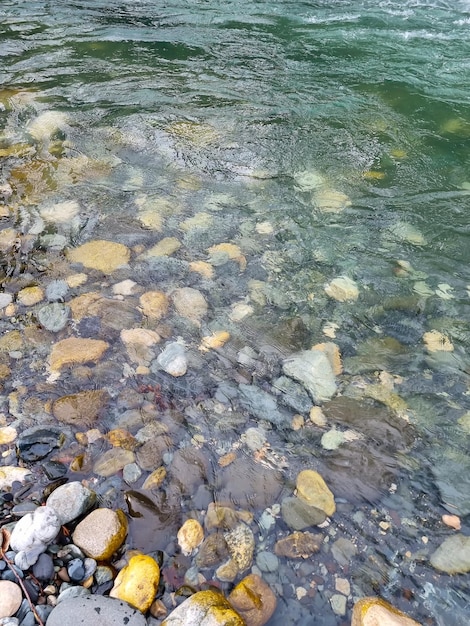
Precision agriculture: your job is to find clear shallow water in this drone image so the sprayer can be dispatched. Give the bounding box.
[1,1,470,624]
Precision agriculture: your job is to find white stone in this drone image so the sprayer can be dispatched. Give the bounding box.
[0,581,22,619]
[324,276,359,302]
[10,505,61,569]
[156,341,188,377]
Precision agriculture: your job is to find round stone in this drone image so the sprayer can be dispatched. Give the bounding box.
[72,508,128,560]
[0,581,22,619]
[46,481,96,524]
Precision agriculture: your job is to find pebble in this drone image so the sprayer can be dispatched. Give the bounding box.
[110,554,160,613]
[93,448,135,477]
[295,470,336,517]
[47,595,148,626]
[274,531,324,559]
[156,341,188,377]
[49,337,109,373]
[177,519,204,556]
[282,350,336,404]
[255,551,279,573]
[224,523,255,573]
[46,481,96,524]
[0,581,22,619]
[324,276,359,302]
[37,303,70,332]
[330,594,347,616]
[139,291,169,320]
[429,534,470,574]
[67,240,130,274]
[72,508,128,560]
[32,553,54,582]
[171,287,208,326]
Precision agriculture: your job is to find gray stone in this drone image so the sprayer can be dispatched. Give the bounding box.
[32,553,54,582]
[272,376,313,413]
[46,481,96,524]
[281,496,327,530]
[329,594,347,616]
[45,280,69,302]
[430,534,470,574]
[238,384,289,427]
[255,551,279,573]
[37,303,70,332]
[47,595,148,626]
[155,341,188,377]
[16,426,65,462]
[431,451,470,516]
[56,586,90,604]
[331,537,358,566]
[282,350,336,404]
[123,462,142,484]
[0,293,13,309]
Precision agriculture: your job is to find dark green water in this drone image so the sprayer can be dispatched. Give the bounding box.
[1,1,470,625]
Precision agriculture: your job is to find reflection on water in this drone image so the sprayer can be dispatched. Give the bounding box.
[1,0,470,624]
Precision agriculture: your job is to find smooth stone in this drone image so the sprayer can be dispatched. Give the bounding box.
[295,470,336,517]
[139,291,169,320]
[0,467,31,490]
[49,338,109,372]
[10,506,61,569]
[110,554,160,613]
[45,280,69,302]
[429,534,470,574]
[93,448,136,477]
[228,574,276,626]
[238,385,289,427]
[272,376,313,413]
[161,590,244,626]
[46,481,96,524]
[67,559,85,582]
[17,286,44,306]
[67,240,130,274]
[217,455,282,509]
[281,496,327,530]
[47,596,147,626]
[0,581,22,619]
[123,463,142,484]
[37,303,70,332]
[282,350,336,404]
[255,551,279,574]
[274,531,324,559]
[16,426,65,462]
[177,519,204,556]
[331,538,358,567]
[170,287,208,326]
[72,508,128,560]
[156,342,188,377]
[32,553,54,582]
[240,427,267,452]
[0,426,17,445]
[56,587,91,604]
[224,523,255,573]
[0,293,13,308]
[351,597,422,626]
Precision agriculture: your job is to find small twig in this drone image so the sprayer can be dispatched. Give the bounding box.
[0,528,45,626]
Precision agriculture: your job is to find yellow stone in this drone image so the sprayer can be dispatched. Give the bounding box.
[139,291,169,320]
[180,212,213,232]
[110,554,160,613]
[325,276,359,302]
[67,240,130,274]
[142,466,167,489]
[423,330,454,352]
[199,331,230,353]
[296,470,336,517]
[0,363,11,380]
[145,237,181,257]
[72,508,128,561]
[69,292,103,320]
[0,426,17,445]
[107,429,138,451]
[0,331,23,352]
[49,337,109,372]
[363,384,408,414]
[229,574,277,626]
[66,273,88,288]
[161,590,245,626]
[207,243,246,271]
[17,286,44,306]
[171,287,208,326]
[352,597,422,626]
[189,260,215,279]
[362,170,386,180]
[139,209,164,231]
[177,519,204,556]
[0,228,18,253]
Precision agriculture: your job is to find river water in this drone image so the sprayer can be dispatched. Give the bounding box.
[1,1,469,625]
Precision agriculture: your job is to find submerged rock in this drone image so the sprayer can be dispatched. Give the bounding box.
[352,597,422,626]
[282,350,336,404]
[161,590,245,626]
[324,276,359,302]
[49,337,109,372]
[177,519,205,556]
[295,470,336,517]
[156,341,188,377]
[274,531,323,559]
[52,389,109,427]
[430,534,470,574]
[228,574,276,626]
[67,240,130,274]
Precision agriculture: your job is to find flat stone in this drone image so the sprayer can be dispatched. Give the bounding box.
[324,276,359,302]
[156,341,188,377]
[16,426,65,462]
[139,291,169,320]
[238,384,289,427]
[46,481,96,524]
[161,590,244,626]
[67,240,130,274]
[281,496,327,530]
[177,519,204,556]
[93,448,135,477]
[37,303,70,332]
[72,508,128,560]
[283,350,336,404]
[0,581,22,619]
[274,531,324,559]
[49,337,109,372]
[171,287,208,326]
[46,595,147,626]
[352,597,422,626]
[52,390,109,427]
[430,534,470,574]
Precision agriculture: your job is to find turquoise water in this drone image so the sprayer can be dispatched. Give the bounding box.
[1,1,470,624]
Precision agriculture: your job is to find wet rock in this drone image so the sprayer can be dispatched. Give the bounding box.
[52,390,109,427]
[156,341,188,377]
[272,376,313,413]
[224,523,255,573]
[46,280,69,302]
[228,574,276,626]
[110,554,160,613]
[238,384,289,427]
[240,427,267,452]
[429,534,470,574]
[171,287,208,326]
[281,496,327,530]
[255,551,279,573]
[0,330,23,352]
[177,519,204,556]
[282,350,336,404]
[46,481,96,524]
[351,597,422,626]
[72,508,128,560]
[16,426,65,462]
[431,450,470,516]
[0,581,22,619]
[169,446,214,496]
[314,189,351,213]
[295,470,336,517]
[93,448,136,477]
[121,328,160,366]
[161,590,244,626]
[37,303,70,332]
[324,276,359,302]
[330,594,347,616]
[274,531,323,559]
[67,240,130,274]
[145,236,181,257]
[32,553,55,582]
[331,537,358,567]
[46,595,147,626]
[124,489,181,553]
[139,291,169,320]
[216,456,282,509]
[10,506,61,569]
[195,532,229,569]
[49,337,109,372]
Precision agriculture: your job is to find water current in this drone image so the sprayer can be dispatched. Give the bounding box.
[1,1,470,624]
